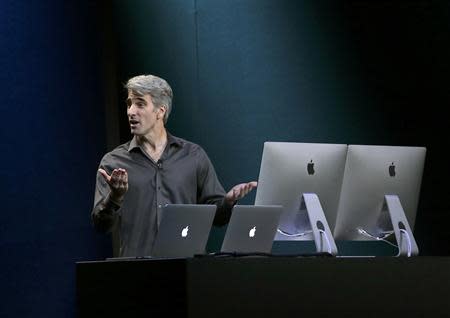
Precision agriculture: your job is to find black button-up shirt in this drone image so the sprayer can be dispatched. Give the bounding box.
[92,133,232,257]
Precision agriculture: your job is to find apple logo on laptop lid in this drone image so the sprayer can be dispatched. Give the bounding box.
[249,226,256,238]
[181,226,189,238]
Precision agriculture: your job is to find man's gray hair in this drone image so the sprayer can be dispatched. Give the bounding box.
[125,74,173,124]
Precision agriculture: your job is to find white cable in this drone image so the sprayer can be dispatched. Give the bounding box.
[357,228,398,248]
[318,229,332,254]
[277,228,313,237]
[399,229,412,257]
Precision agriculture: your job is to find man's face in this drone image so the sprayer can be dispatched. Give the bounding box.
[126,91,160,136]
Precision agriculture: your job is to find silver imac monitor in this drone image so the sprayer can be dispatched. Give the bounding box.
[254,142,348,244]
[333,145,426,256]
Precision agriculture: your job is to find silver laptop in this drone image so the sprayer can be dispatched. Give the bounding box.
[151,204,217,258]
[255,142,347,239]
[220,205,283,254]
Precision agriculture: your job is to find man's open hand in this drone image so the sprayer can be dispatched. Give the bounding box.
[98,168,128,203]
[225,181,257,205]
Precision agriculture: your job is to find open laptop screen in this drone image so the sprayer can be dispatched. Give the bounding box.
[151,204,217,258]
[220,205,282,254]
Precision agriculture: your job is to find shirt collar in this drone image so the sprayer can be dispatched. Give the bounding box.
[128,131,182,152]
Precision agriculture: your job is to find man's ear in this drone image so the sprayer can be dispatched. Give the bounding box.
[157,105,167,120]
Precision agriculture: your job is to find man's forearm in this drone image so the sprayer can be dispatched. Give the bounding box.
[212,197,235,226]
[91,194,121,233]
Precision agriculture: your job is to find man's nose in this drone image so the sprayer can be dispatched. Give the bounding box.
[127,104,136,116]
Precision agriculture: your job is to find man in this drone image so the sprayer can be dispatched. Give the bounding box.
[92,74,257,257]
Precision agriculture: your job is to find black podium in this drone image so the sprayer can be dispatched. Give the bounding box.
[76,256,450,317]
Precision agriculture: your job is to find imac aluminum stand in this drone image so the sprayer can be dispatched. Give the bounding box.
[277,193,338,255]
[380,195,419,257]
[302,194,338,255]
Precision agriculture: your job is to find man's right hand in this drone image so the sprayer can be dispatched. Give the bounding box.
[98,168,128,203]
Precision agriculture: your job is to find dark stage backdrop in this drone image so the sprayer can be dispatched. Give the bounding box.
[0,1,111,317]
[1,0,448,317]
[109,0,449,253]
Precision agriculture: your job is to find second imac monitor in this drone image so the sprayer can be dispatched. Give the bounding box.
[333,145,426,254]
[254,142,347,241]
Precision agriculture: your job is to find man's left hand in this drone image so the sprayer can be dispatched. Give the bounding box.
[225,181,258,205]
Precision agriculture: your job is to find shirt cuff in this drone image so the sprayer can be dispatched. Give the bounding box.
[103,193,122,212]
[222,197,237,209]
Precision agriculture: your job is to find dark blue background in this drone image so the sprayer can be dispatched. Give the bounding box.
[0,1,111,317]
[1,1,448,317]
